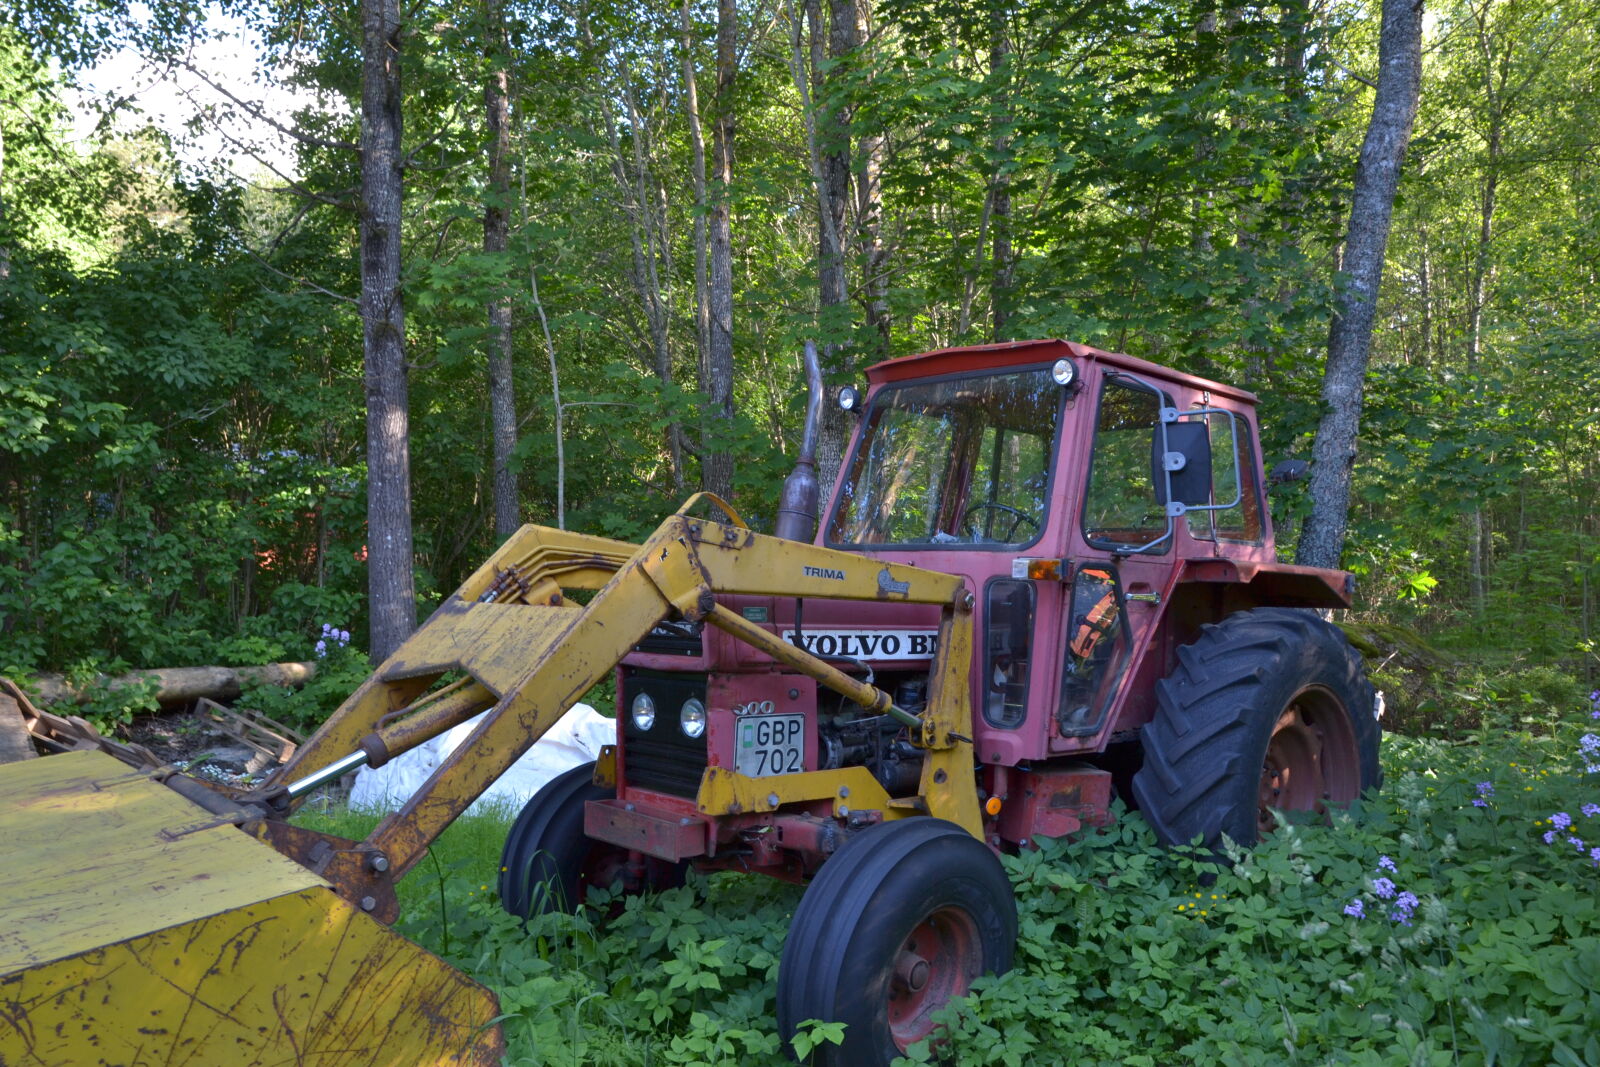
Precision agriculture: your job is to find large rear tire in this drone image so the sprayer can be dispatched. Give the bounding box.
[1131,608,1380,849]
[498,762,684,918]
[776,817,1015,1065]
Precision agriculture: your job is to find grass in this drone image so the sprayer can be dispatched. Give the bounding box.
[298,698,1600,1066]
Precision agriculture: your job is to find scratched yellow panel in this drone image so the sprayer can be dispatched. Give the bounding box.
[0,750,324,973]
[0,886,503,1066]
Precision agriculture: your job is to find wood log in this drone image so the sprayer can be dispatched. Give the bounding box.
[0,695,37,763]
[23,663,318,709]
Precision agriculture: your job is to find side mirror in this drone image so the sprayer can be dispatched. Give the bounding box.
[1150,420,1213,508]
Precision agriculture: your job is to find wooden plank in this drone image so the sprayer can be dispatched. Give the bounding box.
[0,696,34,764]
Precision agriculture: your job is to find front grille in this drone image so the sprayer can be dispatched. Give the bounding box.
[634,619,703,657]
[621,669,708,798]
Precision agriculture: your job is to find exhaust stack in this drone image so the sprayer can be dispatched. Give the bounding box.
[775,340,825,542]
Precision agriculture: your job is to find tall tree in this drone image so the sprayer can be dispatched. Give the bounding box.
[852,0,888,350]
[484,0,519,541]
[702,0,737,500]
[681,0,712,394]
[360,0,416,659]
[1297,0,1424,570]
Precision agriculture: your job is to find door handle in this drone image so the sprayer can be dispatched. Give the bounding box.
[1125,592,1160,605]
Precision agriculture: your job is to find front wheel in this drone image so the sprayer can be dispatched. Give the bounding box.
[1131,607,1381,849]
[776,817,1016,1065]
[498,762,684,918]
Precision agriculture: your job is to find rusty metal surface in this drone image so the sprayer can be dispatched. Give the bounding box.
[1177,557,1353,609]
[584,798,708,861]
[995,764,1113,845]
[248,819,401,924]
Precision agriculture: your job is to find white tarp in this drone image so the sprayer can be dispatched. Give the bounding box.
[348,703,615,816]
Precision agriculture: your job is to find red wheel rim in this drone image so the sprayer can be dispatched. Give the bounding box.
[886,906,982,1050]
[1258,685,1360,835]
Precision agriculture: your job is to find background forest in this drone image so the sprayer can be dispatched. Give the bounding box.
[1,0,1597,710]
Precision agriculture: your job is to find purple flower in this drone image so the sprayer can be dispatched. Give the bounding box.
[1590,846,1600,867]
[1570,836,1586,851]
[1544,830,1558,845]
[1551,812,1573,831]
[1583,804,1600,818]
[1390,891,1419,926]
[1377,855,1397,873]
[1371,877,1396,899]
[1343,898,1365,919]
[321,623,333,636]
[1472,799,1490,808]
[314,639,327,658]
[1472,782,1494,808]
[338,629,351,644]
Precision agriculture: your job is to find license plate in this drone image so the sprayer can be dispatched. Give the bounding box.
[735,714,806,777]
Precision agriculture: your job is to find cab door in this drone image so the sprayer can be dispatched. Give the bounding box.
[1047,371,1173,751]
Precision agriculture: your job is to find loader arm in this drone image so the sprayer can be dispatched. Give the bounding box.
[258,497,978,914]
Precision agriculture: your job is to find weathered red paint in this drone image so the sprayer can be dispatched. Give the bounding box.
[584,798,708,861]
[994,764,1114,844]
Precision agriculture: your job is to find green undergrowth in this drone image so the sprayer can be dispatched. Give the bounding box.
[301,701,1600,1066]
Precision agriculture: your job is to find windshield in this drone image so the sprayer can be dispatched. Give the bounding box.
[827,369,1059,546]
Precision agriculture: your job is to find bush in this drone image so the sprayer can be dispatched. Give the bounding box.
[323,694,1600,1066]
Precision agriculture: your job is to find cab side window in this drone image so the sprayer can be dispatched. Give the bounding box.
[1082,377,1168,553]
[1185,411,1263,543]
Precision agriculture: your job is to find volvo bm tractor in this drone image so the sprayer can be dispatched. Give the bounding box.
[1,338,1378,1066]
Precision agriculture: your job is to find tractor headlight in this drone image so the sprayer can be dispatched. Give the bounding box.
[838,385,860,412]
[630,691,657,731]
[1051,358,1078,387]
[679,697,707,739]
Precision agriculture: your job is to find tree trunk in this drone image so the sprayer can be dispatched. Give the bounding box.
[812,0,861,497]
[484,0,519,542]
[988,5,1013,343]
[28,663,319,709]
[360,0,415,661]
[818,0,852,317]
[1296,0,1422,571]
[1465,115,1501,609]
[702,0,737,501]
[853,0,889,351]
[681,0,712,394]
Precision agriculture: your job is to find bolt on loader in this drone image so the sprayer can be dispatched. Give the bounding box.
[0,338,1379,1066]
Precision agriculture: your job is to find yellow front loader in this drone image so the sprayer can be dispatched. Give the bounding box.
[0,495,980,1066]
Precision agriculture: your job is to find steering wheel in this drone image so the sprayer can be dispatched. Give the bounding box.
[962,502,1040,543]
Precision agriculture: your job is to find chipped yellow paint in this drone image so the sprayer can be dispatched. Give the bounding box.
[0,750,501,1066]
[697,765,894,818]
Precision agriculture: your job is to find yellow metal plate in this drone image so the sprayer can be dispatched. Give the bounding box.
[0,751,502,1064]
[0,750,325,974]
[1,885,503,1065]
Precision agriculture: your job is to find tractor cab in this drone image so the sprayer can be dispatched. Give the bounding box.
[817,339,1272,766]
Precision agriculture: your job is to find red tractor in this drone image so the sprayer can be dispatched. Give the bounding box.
[493,338,1381,1063]
[2,339,1377,1066]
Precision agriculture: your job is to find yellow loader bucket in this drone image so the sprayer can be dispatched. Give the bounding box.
[0,750,502,1066]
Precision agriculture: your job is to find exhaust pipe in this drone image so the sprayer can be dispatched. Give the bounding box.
[775,340,825,542]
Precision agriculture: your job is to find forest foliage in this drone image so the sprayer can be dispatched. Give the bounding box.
[300,692,1600,1065]
[1,0,1596,699]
